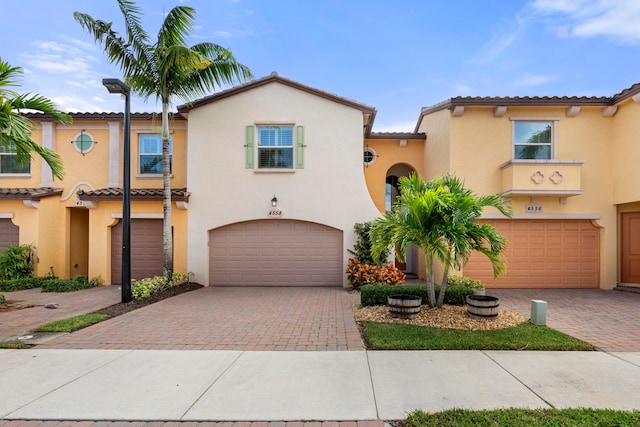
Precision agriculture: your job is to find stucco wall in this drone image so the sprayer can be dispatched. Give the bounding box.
[612,98,640,205]
[186,81,380,286]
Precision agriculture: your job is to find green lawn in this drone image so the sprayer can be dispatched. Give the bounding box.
[33,313,109,333]
[406,408,640,426]
[362,321,595,350]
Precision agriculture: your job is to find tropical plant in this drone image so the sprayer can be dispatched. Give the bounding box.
[0,58,70,179]
[345,258,405,290]
[348,221,389,265]
[0,244,35,280]
[75,0,252,283]
[369,173,512,307]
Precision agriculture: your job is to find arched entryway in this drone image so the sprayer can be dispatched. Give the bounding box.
[386,164,418,275]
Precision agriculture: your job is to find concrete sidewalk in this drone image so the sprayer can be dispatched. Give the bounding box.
[1,350,639,422]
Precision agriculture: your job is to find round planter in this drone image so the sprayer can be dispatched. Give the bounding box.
[473,289,486,296]
[466,295,499,319]
[388,294,422,319]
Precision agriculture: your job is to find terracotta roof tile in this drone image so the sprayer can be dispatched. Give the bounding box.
[0,187,63,200]
[368,132,426,139]
[77,187,190,202]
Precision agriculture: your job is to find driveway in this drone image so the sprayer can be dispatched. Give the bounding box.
[38,286,364,351]
[489,288,640,352]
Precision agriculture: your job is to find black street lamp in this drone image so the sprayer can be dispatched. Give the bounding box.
[103,78,132,303]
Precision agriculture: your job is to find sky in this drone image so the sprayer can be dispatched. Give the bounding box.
[1,0,639,132]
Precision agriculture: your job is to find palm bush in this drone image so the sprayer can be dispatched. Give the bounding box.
[0,244,34,280]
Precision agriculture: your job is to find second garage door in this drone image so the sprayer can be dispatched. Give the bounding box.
[464,219,600,288]
[111,219,164,285]
[209,220,343,286]
[0,219,18,251]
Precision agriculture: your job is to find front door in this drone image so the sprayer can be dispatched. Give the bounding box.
[621,212,640,284]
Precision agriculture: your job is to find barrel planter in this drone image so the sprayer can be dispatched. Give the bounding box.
[466,295,500,319]
[388,294,422,319]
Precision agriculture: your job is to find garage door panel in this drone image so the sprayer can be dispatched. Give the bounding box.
[465,219,599,288]
[111,219,164,286]
[209,220,343,286]
[0,219,19,251]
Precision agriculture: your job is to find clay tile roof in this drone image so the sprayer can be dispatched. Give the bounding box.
[77,187,190,202]
[0,187,63,200]
[22,112,187,121]
[368,132,426,139]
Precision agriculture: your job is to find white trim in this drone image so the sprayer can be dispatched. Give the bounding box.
[509,116,560,121]
[602,106,618,117]
[108,121,121,188]
[72,130,96,155]
[566,106,581,117]
[511,119,558,160]
[60,181,97,201]
[111,213,163,219]
[254,169,296,174]
[363,146,378,165]
[0,174,30,178]
[494,106,507,117]
[500,159,585,169]
[176,201,188,210]
[0,213,14,219]
[503,189,584,196]
[481,213,601,220]
[23,200,39,209]
[40,121,54,187]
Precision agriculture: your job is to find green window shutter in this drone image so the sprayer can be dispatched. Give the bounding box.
[245,125,254,168]
[295,125,304,169]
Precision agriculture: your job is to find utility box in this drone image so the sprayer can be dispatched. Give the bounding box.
[530,300,547,326]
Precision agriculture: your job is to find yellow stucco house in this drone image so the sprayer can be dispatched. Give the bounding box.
[2,74,639,289]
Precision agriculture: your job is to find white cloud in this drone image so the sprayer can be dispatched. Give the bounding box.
[212,30,233,38]
[453,83,473,95]
[472,14,528,65]
[533,0,640,44]
[515,74,556,87]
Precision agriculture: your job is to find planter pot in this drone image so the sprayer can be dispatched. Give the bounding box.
[388,294,422,319]
[473,289,486,296]
[466,295,499,319]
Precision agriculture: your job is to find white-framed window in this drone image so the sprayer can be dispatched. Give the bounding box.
[364,147,378,166]
[0,143,30,175]
[139,134,172,174]
[245,124,304,170]
[258,125,294,169]
[513,121,553,160]
[73,131,95,155]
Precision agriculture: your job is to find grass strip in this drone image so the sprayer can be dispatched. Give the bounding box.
[363,321,595,350]
[34,313,109,333]
[407,408,640,426]
[0,342,31,349]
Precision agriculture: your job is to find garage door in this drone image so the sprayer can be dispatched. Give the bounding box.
[464,219,599,288]
[209,220,343,286]
[111,219,164,285]
[0,219,19,251]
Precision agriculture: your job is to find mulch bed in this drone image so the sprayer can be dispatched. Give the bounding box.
[91,282,203,318]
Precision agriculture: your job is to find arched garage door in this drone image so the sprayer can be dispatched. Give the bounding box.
[209,220,343,286]
[111,219,164,285]
[0,219,19,251]
[464,219,599,288]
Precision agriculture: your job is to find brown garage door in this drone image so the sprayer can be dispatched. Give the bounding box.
[0,219,19,251]
[464,219,599,288]
[209,220,343,286]
[111,219,164,285]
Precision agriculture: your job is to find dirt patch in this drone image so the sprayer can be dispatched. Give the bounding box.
[353,302,527,331]
[91,282,203,318]
[0,301,36,312]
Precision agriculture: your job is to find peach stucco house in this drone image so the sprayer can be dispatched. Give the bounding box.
[2,73,639,289]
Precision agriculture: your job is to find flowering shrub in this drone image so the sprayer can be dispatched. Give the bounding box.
[131,272,194,301]
[346,258,405,290]
[447,275,484,290]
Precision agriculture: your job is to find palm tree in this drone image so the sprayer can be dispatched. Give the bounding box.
[75,0,252,282]
[0,58,70,180]
[369,173,512,308]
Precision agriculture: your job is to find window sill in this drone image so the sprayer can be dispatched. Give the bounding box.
[0,174,31,178]
[136,174,174,179]
[500,159,585,169]
[253,169,296,174]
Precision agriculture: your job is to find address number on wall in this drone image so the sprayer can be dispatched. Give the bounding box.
[268,209,283,218]
[525,204,543,213]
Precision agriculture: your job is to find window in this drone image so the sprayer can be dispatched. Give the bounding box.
[0,144,29,174]
[513,121,552,160]
[73,131,95,155]
[363,147,378,166]
[139,134,172,174]
[257,126,293,169]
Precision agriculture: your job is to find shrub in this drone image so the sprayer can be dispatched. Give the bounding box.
[0,294,5,303]
[448,275,484,290]
[41,275,98,293]
[360,284,473,307]
[131,272,194,301]
[90,274,105,287]
[0,276,49,292]
[346,258,405,290]
[348,221,389,265]
[0,244,35,280]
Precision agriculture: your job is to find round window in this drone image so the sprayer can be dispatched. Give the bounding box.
[363,147,377,165]
[74,131,95,155]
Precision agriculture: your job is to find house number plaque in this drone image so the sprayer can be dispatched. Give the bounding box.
[268,209,283,218]
[525,205,543,213]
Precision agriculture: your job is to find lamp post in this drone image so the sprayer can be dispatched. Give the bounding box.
[103,78,132,303]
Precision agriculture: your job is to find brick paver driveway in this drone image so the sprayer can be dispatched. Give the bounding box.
[40,286,364,351]
[489,288,640,352]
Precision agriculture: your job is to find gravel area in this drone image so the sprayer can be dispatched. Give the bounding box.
[353,303,527,331]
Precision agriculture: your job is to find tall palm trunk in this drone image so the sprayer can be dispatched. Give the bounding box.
[424,253,436,307]
[161,100,173,284]
[436,265,450,308]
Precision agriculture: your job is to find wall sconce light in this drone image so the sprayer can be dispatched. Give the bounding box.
[271,195,278,208]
